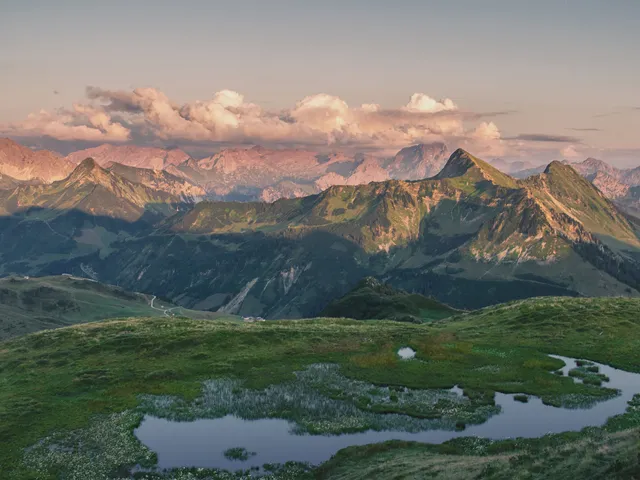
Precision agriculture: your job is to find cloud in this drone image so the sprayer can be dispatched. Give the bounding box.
[511,133,581,143]
[561,144,580,158]
[402,93,457,113]
[1,108,130,142]
[568,127,602,132]
[472,122,501,141]
[1,87,515,155]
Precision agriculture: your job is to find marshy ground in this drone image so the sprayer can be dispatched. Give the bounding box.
[2,297,640,478]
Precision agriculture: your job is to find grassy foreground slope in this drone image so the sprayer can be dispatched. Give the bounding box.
[1,297,640,478]
[0,275,237,340]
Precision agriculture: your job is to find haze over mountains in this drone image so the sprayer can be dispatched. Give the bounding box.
[0,138,74,183]
[0,137,639,319]
[3,138,638,211]
[0,139,453,202]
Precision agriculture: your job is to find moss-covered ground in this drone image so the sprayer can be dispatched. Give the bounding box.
[1,296,640,478]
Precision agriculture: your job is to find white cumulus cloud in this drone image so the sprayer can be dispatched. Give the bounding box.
[0,87,507,154]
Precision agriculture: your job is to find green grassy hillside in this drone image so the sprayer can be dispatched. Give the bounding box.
[2,297,640,478]
[0,275,237,340]
[321,276,459,322]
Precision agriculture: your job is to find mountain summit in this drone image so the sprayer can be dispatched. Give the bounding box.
[0,138,74,182]
[435,149,518,188]
[65,144,192,170]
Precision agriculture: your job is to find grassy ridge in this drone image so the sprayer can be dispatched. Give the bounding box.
[0,275,238,341]
[321,277,460,322]
[316,430,640,480]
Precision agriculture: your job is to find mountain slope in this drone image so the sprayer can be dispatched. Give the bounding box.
[0,160,193,277]
[81,149,640,318]
[106,162,205,201]
[387,142,449,180]
[0,158,187,220]
[321,277,459,322]
[511,157,640,218]
[1,149,638,318]
[65,144,192,170]
[523,161,639,247]
[0,172,21,190]
[0,275,236,341]
[0,138,74,182]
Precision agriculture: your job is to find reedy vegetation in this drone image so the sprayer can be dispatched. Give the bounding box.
[2,297,640,478]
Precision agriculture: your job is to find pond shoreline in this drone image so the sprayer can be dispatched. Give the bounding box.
[134,354,640,471]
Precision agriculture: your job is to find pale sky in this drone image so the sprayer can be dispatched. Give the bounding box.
[1,0,639,164]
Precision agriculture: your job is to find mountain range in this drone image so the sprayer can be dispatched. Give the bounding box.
[0,141,638,319]
[3,138,638,217]
[0,139,451,203]
[512,157,640,217]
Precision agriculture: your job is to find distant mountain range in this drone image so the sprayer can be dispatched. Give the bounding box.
[0,157,190,222]
[0,138,74,182]
[0,138,451,202]
[2,138,638,217]
[0,143,638,319]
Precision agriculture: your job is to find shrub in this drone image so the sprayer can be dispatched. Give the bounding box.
[223,447,256,461]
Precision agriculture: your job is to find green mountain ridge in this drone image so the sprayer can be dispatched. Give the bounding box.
[321,276,460,322]
[0,149,638,318]
[0,158,188,221]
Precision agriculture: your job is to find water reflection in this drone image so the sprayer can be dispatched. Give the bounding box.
[135,355,640,470]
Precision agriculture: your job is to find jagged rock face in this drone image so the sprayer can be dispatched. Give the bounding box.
[65,144,192,170]
[575,160,640,190]
[343,156,390,185]
[166,144,453,201]
[0,138,74,182]
[107,162,205,201]
[388,142,449,180]
[568,159,640,216]
[591,171,630,199]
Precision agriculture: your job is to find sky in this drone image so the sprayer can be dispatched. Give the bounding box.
[1,0,639,164]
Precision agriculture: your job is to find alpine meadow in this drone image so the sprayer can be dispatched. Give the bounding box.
[1,2,640,479]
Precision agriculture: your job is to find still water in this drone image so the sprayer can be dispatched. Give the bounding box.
[135,355,640,470]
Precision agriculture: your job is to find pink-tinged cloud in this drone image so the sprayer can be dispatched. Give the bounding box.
[561,145,581,158]
[2,107,130,142]
[0,87,505,153]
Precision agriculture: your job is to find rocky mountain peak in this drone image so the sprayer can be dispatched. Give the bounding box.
[389,142,449,180]
[67,157,111,185]
[0,138,73,182]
